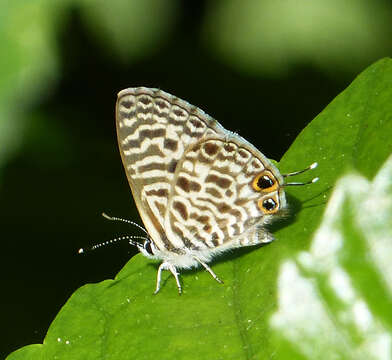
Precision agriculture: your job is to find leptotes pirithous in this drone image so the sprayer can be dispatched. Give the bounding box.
[92,87,317,294]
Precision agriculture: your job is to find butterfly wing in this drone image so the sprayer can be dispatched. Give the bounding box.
[165,137,286,255]
[116,87,227,252]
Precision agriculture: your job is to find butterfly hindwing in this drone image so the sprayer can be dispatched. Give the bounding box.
[165,138,279,253]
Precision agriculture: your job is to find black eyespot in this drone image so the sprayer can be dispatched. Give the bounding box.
[258,176,274,190]
[144,239,153,255]
[263,198,277,211]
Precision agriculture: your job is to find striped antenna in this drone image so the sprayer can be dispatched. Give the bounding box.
[102,212,149,236]
[78,212,150,254]
[78,235,148,254]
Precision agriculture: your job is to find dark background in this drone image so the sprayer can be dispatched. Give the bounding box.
[1,1,391,357]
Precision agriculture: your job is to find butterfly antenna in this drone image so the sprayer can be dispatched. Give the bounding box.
[102,212,149,236]
[282,162,319,187]
[78,235,148,254]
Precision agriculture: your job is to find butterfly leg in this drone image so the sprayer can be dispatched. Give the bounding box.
[168,264,182,295]
[154,262,182,295]
[193,256,224,284]
[154,262,166,294]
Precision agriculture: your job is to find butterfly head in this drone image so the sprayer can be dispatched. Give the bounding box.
[139,238,159,259]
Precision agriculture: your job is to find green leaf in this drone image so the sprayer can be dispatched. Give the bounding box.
[270,154,392,359]
[6,58,392,359]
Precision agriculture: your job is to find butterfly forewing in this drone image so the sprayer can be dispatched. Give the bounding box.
[116,88,226,252]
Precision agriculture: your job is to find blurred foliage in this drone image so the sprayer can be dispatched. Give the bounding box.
[204,0,392,76]
[6,59,392,360]
[77,0,178,62]
[0,0,178,172]
[271,155,392,359]
[0,0,59,170]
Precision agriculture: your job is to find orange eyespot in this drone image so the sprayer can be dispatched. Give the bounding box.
[258,196,279,214]
[252,171,278,192]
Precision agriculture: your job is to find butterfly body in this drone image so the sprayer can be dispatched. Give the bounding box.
[116,87,290,293]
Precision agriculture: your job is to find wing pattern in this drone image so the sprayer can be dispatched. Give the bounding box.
[116,88,225,251]
[166,138,278,253]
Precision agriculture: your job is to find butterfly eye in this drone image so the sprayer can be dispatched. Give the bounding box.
[253,171,277,192]
[144,239,154,255]
[258,197,279,213]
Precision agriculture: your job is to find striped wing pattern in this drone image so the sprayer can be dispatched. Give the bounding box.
[166,138,276,253]
[116,88,226,252]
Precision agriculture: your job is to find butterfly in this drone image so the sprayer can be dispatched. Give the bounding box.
[81,87,317,294]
